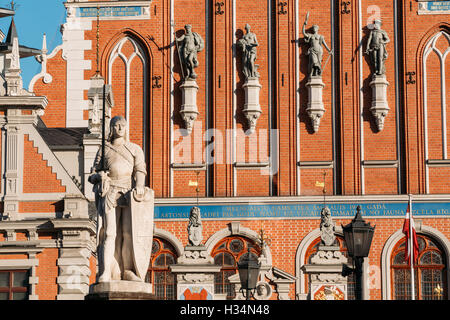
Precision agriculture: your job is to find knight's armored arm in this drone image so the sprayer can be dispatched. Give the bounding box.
[133,146,147,194]
[88,149,103,184]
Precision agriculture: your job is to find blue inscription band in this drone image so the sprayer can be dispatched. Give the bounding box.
[155,202,450,220]
[427,1,450,11]
[77,6,143,18]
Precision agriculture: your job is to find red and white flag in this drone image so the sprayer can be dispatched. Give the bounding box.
[402,204,419,265]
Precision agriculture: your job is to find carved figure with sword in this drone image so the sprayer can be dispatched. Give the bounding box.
[302,12,333,78]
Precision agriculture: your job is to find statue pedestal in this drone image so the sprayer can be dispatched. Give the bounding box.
[301,246,348,300]
[170,246,221,300]
[86,281,156,300]
[369,74,390,131]
[305,76,326,133]
[180,79,199,134]
[242,78,262,134]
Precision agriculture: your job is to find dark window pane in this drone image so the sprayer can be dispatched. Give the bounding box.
[13,272,28,288]
[223,253,235,266]
[420,252,432,265]
[154,255,166,267]
[0,273,9,287]
[394,252,406,265]
[0,292,9,300]
[418,237,426,252]
[151,240,160,255]
[230,239,244,253]
[12,292,27,300]
[431,252,442,265]
[165,254,175,266]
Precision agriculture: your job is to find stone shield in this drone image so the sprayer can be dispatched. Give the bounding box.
[130,187,155,280]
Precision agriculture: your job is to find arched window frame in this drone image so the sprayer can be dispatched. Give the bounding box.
[211,236,261,300]
[390,234,447,300]
[147,238,178,300]
[382,225,450,300]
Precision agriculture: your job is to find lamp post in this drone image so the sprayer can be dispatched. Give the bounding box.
[342,205,375,300]
[237,248,261,300]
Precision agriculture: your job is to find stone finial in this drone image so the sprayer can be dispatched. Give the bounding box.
[2,18,37,97]
[87,74,114,135]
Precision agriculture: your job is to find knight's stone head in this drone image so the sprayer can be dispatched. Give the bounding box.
[185,24,192,33]
[245,24,251,32]
[312,25,319,33]
[108,115,128,141]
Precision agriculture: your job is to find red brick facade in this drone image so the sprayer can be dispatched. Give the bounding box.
[0,0,448,300]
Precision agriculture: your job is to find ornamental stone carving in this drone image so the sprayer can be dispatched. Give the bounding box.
[188,206,203,246]
[176,25,204,135]
[320,206,336,246]
[176,24,204,81]
[301,13,333,133]
[237,24,262,134]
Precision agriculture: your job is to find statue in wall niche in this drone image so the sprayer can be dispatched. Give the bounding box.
[365,19,390,76]
[320,206,336,247]
[88,115,154,283]
[237,24,260,80]
[176,24,204,80]
[188,206,203,246]
[302,12,333,78]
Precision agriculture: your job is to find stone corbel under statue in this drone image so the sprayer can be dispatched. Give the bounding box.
[305,76,326,133]
[242,79,262,134]
[179,79,199,134]
[369,75,390,132]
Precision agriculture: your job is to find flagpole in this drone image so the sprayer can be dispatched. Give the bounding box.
[409,194,415,300]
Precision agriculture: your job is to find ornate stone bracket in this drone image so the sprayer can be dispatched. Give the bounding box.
[178,246,214,265]
[305,76,326,133]
[180,79,199,135]
[369,74,390,131]
[301,246,348,300]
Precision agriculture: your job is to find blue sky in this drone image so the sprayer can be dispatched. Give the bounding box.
[0,0,66,88]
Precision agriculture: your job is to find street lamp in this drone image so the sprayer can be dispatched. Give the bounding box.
[237,247,261,300]
[342,205,375,300]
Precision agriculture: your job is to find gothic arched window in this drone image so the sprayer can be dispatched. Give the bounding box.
[391,234,447,300]
[146,238,177,300]
[422,31,450,193]
[304,236,356,300]
[108,36,149,151]
[211,236,261,299]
